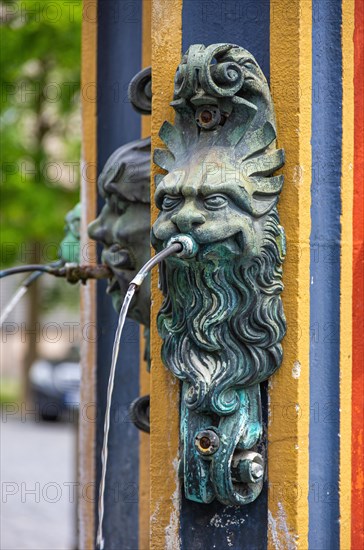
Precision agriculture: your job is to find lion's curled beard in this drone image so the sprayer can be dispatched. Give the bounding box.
[157,208,286,416]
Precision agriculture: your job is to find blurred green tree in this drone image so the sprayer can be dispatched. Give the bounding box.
[0,0,82,400]
[0,0,82,267]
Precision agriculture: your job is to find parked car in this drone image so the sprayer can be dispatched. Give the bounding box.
[29,355,80,421]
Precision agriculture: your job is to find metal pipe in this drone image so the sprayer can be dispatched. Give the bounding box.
[0,263,112,283]
[0,264,56,278]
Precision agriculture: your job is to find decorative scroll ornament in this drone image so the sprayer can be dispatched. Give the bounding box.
[152,44,286,505]
[128,66,152,115]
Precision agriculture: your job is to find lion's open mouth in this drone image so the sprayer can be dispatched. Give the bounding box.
[103,245,136,296]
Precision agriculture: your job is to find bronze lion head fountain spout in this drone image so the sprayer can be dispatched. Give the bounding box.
[88,138,151,328]
[152,43,286,506]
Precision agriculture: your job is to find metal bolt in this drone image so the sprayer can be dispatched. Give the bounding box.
[231,452,264,484]
[200,110,213,123]
[251,462,264,480]
[195,105,221,130]
[199,436,211,449]
[195,429,220,456]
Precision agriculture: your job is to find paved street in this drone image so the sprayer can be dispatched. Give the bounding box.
[1,414,77,550]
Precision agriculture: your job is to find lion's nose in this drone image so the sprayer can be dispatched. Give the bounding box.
[171,207,206,233]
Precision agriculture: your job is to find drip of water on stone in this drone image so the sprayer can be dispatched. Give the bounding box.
[96,241,185,550]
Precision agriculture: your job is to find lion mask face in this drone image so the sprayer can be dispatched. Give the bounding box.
[152,146,286,415]
[152,145,284,262]
[88,138,151,326]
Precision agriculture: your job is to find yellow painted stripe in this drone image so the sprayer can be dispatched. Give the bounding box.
[139,2,152,548]
[269,1,311,547]
[79,0,98,548]
[150,1,182,549]
[340,0,355,547]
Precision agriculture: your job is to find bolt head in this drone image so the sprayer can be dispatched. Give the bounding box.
[195,429,220,456]
[251,462,264,480]
[195,105,221,130]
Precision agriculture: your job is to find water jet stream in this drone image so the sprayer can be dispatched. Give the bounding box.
[96,239,192,550]
[0,261,63,325]
[0,285,28,325]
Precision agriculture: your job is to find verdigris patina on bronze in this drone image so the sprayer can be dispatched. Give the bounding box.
[88,68,153,433]
[152,44,286,505]
[59,202,81,264]
[88,138,152,432]
[88,137,151,327]
[88,66,152,328]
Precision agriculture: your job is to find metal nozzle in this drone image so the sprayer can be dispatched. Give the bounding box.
[166,234,198,259]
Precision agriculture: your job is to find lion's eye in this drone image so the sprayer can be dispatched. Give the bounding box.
[204,194,228,210]
[162,195,182,210]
